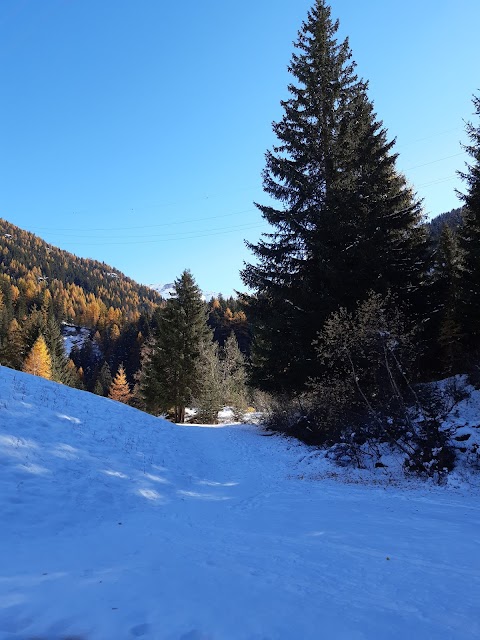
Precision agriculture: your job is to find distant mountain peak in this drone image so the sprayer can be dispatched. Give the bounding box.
[148,282,221,302]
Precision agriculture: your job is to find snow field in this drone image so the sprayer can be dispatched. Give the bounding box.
[0,366,479,640]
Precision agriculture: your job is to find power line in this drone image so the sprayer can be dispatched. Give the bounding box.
[5,129,468,238]
[405,151,466,171]
[45,220,265,241]
[418,176,457,189]
[29,209,256,238]
[57,222,268,247]
[28,207,259,234]
[396,127,461,149]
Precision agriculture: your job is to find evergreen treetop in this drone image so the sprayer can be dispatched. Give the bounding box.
[140,270,211,422]
[457,92,480,353]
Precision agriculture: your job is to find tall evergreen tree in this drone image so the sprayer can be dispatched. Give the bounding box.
[220,332,248,420]
[433,225,464,373]
[0,318,24,369]
[241,0,426,392]
[140,270,211,422]
[44,315,76,385]
[195,340,223,424]
[97,361,113,396]
[457,92,480,355]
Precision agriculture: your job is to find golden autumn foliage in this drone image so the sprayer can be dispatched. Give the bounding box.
[0,219,161,330]
[108,364,132,404]
[211,298,221,310]
[110,323,121,341]
[23,335,52,380]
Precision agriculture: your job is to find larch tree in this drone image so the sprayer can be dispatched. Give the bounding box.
[457,92,480,356]
[108,364,132,404]
[241,0,426,393]
[140,270,211,423]
[23,334,52,380]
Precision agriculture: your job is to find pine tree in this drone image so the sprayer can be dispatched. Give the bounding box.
[457,92,480,355]
[0,318,25,369]
[23,334,52,380]
[43,315,76,385]
[22,307,43,354]
[93,379,104,396]
[220,332,248,420]
[108,364,132,404]
[195,340,223,424]
[434,225,464,373]
[241,0,426,392]
[97,361,113,396]
[139,270,211,422]
[0,290,5,340]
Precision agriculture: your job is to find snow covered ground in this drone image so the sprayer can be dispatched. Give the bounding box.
[0,366,479,640]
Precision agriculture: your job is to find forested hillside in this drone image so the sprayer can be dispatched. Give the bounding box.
[428,207,464,240]
[0,218,163,393]
[0,218,161,327]
[0,218,251,407]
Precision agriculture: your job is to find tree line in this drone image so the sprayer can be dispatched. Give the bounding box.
[0,257,251,421]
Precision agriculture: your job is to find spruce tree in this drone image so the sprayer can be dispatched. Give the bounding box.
[43,315,76,385]
[23,334,52,380]
[140,270,211,422]
[220,332,248,420]
[97,361,113,396]
[0,318,24,369]
[457,92,480,355]
[0,290,5,340]
[93,379,104,396]
[195,340,223,424]
[241,0,426,392]
[434,225,464,373]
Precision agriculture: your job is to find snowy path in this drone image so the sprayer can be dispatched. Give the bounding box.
[1,367,479,639]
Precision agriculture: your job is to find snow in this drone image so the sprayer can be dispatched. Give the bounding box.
[0,366,479,640]
[148,283,221,302]
[61,324,92,356]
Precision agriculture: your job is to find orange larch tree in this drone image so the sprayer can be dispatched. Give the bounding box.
[108,364,132,404]
[23,334,52,380]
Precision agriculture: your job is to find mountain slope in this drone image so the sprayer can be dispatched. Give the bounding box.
[428,206,464,239]
[0,367,479,639]
[0,218,161,327]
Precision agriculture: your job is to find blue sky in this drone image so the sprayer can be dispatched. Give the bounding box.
[0,0,479,295]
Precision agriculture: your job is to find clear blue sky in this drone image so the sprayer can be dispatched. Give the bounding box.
[1,0,479,295]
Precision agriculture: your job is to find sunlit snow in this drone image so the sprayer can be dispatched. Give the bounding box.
[0,366,479,639]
